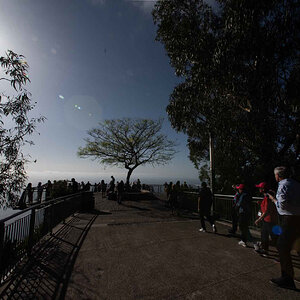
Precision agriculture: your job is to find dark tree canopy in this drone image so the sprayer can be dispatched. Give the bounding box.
[153,0,300,192]
[78,118,176,184]
[0,50,45,205]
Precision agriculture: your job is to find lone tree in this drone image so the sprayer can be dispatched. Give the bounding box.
[153,0,300,191]
[78,118,176,184]
[0,50,45,205]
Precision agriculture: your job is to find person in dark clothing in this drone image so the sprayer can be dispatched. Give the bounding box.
[117,180,125,204]
[71,178,79,193]
[108,176,115,192]
[26,183,33,204]
[100,180,106,197]
[85,181,91,191]
[37,182,43,203]
[228,185,240,234]
[235,184,253,247]
[46,180,52,200]
[198,182,217,233]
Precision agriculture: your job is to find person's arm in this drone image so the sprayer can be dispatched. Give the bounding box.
[268,185,288,210]
[255,200,268,225]
[198,196,201,212]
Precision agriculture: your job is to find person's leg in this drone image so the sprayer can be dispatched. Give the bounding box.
[276,216,299,279]
[200,213,206,230]
[232,208,238,233]
[239,214,249,243]
[261,220,269,252]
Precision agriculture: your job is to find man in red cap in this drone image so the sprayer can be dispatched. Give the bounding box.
[235,184,253,247]
[254,182,278,256]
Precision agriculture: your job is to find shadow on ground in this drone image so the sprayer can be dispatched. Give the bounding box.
[0,212,98,300]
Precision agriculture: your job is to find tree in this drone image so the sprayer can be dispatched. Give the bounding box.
[78,118,176,184]
[153,0,300,192]
[0,50,45,206]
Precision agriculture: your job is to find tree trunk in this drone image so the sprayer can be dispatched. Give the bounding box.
[126,168,133,186]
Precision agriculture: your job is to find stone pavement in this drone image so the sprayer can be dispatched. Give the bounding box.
[64,193,300,300]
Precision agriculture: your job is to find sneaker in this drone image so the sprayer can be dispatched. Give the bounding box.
[199,228,206,232]
[254,243,260,251]
[212,224,217,233]
[238,240,247,247]
[270,276,296,290]
[256,249,269,257]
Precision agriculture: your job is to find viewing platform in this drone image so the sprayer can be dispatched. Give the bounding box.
[1,192,299,299]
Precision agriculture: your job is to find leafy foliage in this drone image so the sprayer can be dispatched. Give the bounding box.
[153,0,300,192]
[0,50,45,205]
[78,118,176,184]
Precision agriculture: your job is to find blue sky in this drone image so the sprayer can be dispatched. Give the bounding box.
[0,0,201,185]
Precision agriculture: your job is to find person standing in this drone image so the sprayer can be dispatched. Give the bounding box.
[101,180,107,197]
[117,180,125,204]
[198,182,217,233]
[26,183,33,204]
[228,185,240,235]
[268,166,300,289]
[254,182,278,256]
[71,178,79,193]
[37,182,43,203]
[235,184,253,247]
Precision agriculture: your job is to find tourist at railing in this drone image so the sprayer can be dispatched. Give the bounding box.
[235,184,253,247]
[85,181,91,191]
[253,182,278,257]
[198,182,217,233]
[37,182,43,203]
[228,185,240,235]
[117,180,125,204]
[101,180,107,197]
[46,180,52,200]
[267,166,300,289]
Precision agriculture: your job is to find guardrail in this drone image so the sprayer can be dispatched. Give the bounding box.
[148,186,263,227]
[0,191,94,284]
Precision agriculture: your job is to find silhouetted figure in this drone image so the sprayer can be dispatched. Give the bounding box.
[198,182,217,233]
[18,189,27,209]
[71,178,79,193]
[166,182,173,207]
[37,182,43,203]
[26,183,33,204]
[81,181,85,191]
[117,180,125,204]
[101,180,107,197]
[86,181,91,191]
[46,180,52,200]
[108,176,115,193]
[136,179,141,191]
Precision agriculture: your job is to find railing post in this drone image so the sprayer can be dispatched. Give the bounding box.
[27,208,36,255]
[0,221,5,275]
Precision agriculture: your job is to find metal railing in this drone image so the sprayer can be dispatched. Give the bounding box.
[0,191,93,284]
[149,186,263,226]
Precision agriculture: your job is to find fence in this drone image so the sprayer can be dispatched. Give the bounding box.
[148,185,263,226]
[0,191,94,284]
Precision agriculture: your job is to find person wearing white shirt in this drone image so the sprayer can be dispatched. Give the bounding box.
[268,166,300,289]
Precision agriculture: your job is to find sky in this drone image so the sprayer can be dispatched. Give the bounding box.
[0,0,202,185]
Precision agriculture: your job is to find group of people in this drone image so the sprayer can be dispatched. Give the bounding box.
[213,166,300,290]
[99,176,144,204]
[164,181,191,214]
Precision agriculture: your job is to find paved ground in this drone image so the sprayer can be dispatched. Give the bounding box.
[64,193,300,300]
